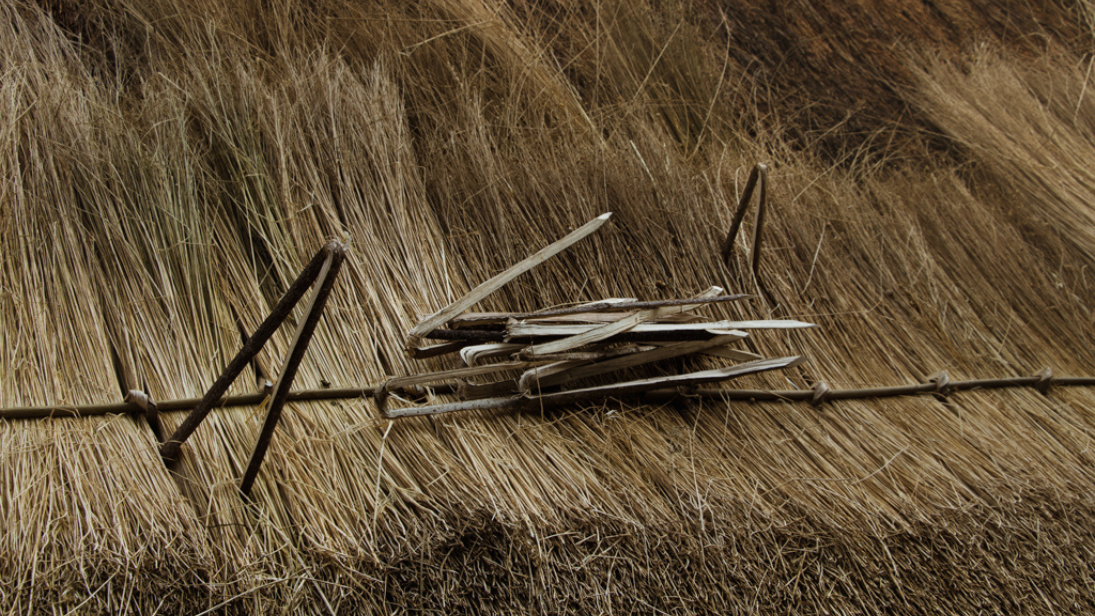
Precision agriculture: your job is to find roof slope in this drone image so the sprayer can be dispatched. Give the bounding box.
[3,0,1095,613]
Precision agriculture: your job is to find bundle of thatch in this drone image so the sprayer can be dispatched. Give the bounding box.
[4,0,1095,614]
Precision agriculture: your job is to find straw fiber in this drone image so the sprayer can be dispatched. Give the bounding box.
[2,0,1095,613]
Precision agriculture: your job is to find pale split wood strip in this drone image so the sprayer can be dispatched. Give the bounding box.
[460,343,527,366]
[406,212,612,344]
[529,297,638,313]
[532,356,806,404]
[525,313,702,325]
[460,345,657,400]
[714,319,818,329]
[425,326,754,343]
[509,318,817,338]
[382,361,549,391]
[526,294,750,316]
[455,298,636,324]
[518,361,592,393]
[454,312,702,330]
[649,340,763,361]
[385,356,805,418]
[524,344,656,363]
[458,378,523,400]
[519,286,723,358]
[519,331,748,393]
[462,341,652,369]
[447,294,747,327]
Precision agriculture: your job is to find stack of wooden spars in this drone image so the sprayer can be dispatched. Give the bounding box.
[386,213,814,419]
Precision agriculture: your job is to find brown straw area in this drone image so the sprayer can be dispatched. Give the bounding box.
[3,0,1095,613]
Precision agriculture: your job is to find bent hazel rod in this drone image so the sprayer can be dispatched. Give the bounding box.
[159,242,339,466]
[3,375,1093,421]
[239,247,344,498]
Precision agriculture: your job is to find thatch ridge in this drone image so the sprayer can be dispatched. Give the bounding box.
[3,0,1095,613]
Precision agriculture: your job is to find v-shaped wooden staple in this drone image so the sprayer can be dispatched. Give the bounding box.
[721,163,774,303]
[159,242,346,500]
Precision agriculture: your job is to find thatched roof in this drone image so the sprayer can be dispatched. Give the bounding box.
[4,0,1095,613]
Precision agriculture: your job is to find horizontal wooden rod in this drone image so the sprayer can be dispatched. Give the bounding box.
[0,385,459,420]
[656,376,1095,402]
[2,376,1093,421]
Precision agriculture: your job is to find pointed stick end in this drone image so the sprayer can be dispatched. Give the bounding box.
[707,329,749,338]
[324,240,349,255]
[403,334,425,354]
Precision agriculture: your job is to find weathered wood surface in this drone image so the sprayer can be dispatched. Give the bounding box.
[523,312,704,325]
[508,319,815,338]
[517,361,591,393]
[518,332,748,393]
[460,343,527,366]
[385,356,804,418]
[519,287,724,358]
[448,294,748,327]
[384,395,523,419]
[649,340,762,361]
[407,213,612,344]
[530,356,805,405]
[426,327,755,343]
[523,345,656,363]
[407,341,468,359]
[382,361,545,391]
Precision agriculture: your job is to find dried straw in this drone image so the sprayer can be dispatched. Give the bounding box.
[2,0,1095,613]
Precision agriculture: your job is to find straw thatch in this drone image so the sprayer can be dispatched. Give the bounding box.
[3,0,1095,613]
